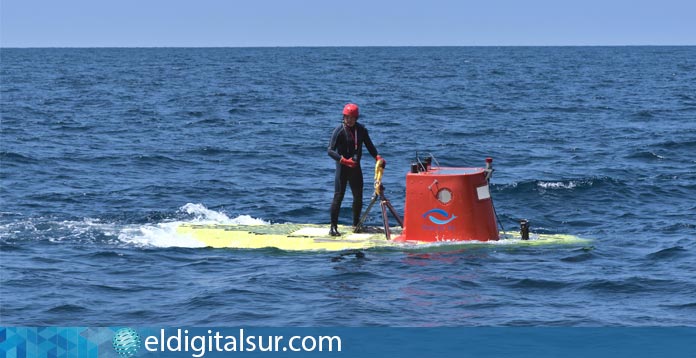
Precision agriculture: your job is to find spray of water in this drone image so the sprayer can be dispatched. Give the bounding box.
[118,203,269,248]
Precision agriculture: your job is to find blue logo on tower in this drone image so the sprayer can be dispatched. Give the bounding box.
[423,208,457,225]
[113,327,142,357]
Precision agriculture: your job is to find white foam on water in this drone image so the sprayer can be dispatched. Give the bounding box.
[178,203,231,224]
[117,203,269,248]
[0,203,269,248]
[537,181,578,189]
[0,216,122,243]
[178,203,270,225]
[118,222,205,248]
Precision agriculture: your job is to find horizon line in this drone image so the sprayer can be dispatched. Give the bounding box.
[3,44,696,49]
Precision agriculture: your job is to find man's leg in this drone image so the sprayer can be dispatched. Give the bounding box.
[348,166,364,227]
[330,167,349,235]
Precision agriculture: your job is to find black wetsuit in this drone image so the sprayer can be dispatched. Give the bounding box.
[328,122,379,227]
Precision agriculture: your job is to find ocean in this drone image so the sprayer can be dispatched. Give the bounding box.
[1,47,695,326]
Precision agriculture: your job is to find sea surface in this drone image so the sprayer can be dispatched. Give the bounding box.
[1,47,695,326]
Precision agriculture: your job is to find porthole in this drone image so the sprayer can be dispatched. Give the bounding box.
[437,188,452,204]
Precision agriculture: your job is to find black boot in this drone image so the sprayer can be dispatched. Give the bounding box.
[329,224,341,236]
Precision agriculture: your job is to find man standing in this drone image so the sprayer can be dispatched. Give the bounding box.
[327,103,384,236]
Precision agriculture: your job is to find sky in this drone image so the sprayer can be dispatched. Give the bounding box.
[1,0,695,47]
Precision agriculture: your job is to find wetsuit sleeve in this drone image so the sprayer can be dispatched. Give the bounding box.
[362,127,379,159]
[327,126,343,161]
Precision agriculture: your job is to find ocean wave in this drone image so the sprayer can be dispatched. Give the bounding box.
[45,304,89,314]
[657,139,696,150]
[131,154,193,165]
[495,176,622,193]
[560,251,596,262]
[90,283,146,293]
[662,302,696,310]
[124,108,158,117]
[580,277,676,294]
[184,146,229,155]
[536,181,578,189]
[542,105,582,113]
[664,222,696,233]
[645,246,688,260]
[0,241,24,251]
[625,150,665,160]
[82,250,126,259]
[185,117,227,126]
[507,278,570,289]
[633,109,655,118]
[183,110,204,118]
[0,151,39,164]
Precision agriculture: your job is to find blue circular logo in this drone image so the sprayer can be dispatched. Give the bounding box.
[112,328,141,357]
[423,208,457,225]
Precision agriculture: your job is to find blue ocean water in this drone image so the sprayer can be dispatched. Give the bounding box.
[1,47,695,326]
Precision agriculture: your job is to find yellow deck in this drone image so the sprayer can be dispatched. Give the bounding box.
[175,223,591,252]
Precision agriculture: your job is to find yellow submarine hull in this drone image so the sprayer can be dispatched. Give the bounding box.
[175,223,591,252]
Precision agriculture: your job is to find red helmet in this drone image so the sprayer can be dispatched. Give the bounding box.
[342,103,359,118]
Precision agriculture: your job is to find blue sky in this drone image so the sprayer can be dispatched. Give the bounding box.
[2,0,695,47]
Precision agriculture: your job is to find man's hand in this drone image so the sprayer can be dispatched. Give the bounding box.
[376,155,386,168]
[340,157,357,168]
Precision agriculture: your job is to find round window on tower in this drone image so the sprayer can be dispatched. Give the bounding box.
[437,188,453,204]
